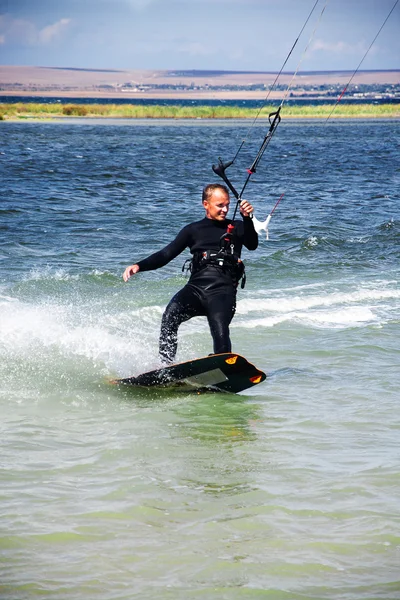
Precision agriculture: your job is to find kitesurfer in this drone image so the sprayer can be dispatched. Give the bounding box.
[123,184,258,364]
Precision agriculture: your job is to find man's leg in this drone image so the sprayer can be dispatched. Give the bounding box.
[159,285,203,364]
[206,290,236,355]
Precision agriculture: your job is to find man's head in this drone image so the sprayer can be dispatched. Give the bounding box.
[202,184,230,221]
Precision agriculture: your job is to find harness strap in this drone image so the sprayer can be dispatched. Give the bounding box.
[187,250,247,288]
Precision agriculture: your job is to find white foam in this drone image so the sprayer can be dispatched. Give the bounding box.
[235,307,376,330]
[22,267,109,282]
[0,297,156,375]
[1,278,397,375]
[237,287,400,315]
[234,284,399,330]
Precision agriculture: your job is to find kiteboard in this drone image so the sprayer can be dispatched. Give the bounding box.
[112,353,266,394]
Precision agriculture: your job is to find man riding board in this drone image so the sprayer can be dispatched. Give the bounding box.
[123,184,258,364]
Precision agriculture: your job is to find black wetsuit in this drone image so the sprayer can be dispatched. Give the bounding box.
[137,216,258,363]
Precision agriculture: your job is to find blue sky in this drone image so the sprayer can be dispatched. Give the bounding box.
[0,0,399,72]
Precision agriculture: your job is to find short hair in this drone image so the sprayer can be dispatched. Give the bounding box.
[202,183,230,203]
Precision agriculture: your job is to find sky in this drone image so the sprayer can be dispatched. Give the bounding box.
[0,0,399,72]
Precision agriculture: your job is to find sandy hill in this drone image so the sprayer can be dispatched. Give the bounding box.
[1,65,399,99]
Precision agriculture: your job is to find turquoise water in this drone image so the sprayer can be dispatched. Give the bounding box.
[0,119,399,599]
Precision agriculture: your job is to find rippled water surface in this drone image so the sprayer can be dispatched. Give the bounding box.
[1,118,399,599]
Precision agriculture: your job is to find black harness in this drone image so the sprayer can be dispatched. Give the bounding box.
[183,249,246,289]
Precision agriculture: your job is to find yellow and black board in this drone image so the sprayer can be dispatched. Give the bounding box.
[113,353,266,394]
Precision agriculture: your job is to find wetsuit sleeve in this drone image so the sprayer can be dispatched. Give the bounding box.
[242,216,258,250]
[136,225,191,272]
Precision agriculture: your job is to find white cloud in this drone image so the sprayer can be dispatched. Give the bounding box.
[0,15,71,46]
[0,16,36,45]
[311,39,367,56]
[38,18,71,44]
[178,42,213,57]
[124,0,157,7]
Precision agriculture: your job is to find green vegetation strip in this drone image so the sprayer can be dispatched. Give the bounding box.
[0,102,399,120]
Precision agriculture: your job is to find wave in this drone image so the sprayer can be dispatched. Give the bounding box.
[21,267,116,283]
[0,296,160,379]
[235,306,376,330]
[235,283,399,330]
[238,286,400,314]
[1,276,397,386]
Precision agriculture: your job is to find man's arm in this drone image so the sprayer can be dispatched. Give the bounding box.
[123,225,191,282]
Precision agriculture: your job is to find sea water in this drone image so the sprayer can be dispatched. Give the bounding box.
[0,118,399,599]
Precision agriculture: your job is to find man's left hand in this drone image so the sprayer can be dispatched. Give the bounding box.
[239,200,254,217]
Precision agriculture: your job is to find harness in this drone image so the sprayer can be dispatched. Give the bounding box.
[183,248,246,289]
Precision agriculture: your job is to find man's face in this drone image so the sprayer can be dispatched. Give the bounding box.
[203,189,230,221]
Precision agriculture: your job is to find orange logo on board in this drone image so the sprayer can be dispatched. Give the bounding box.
[225,355,238,365]
[250,375,262,384]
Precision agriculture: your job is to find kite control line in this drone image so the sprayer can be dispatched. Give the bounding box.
[325,0,399,122]
[212,0,327,236]
[212,106,282,221]
[213,0,398,240]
